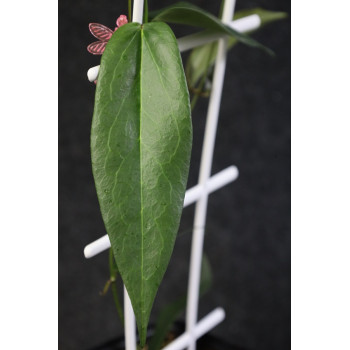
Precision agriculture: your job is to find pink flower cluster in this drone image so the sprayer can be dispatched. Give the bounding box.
[115,15,128,31]
[87,15,128,56]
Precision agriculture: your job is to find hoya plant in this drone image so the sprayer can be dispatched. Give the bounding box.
[88,1,286,347]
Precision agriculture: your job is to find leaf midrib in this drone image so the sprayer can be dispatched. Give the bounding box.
[139,26,145,328]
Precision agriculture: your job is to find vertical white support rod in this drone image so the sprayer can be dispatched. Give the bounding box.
[123,2,144,350]
[185,2,236,350]
[132,0,144,23]
[124,286,137,350]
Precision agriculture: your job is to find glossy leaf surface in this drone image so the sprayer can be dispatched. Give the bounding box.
[151,2,272,55]
[186,8,288,88]
[91,22,192,346]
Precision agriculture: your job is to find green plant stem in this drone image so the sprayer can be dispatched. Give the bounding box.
[109,248,124,325]
[128,0,132,22]
[190,74,206,111]
[190,44,215,111]
[111,282,124,325]
[144,0,149,23]
[137,345,147,350]
[218,0,224,18]
[188,0,227,112]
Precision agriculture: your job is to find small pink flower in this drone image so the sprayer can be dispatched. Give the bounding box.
[87,15,128,55]
[114,15,128,32]
[117,15,128,28]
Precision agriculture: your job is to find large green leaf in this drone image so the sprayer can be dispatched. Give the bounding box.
[186,8,288,88]
[91,22,192,346]
[151,2,272,55]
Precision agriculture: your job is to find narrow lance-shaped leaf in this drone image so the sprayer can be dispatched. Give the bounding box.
[186,8,288,88]
[150,1,273,55]
[91,22,192,346]
[234,8,288,24]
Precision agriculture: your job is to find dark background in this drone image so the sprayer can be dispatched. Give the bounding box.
[59,0,290,349]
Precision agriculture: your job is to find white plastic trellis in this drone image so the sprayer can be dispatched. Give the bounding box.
[84,1,261,350]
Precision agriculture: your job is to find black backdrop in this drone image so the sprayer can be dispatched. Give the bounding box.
[59,0,290,349]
